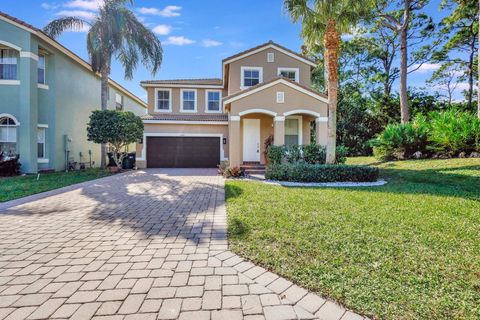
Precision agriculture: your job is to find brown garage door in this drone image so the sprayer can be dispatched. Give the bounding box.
[147,137,220,168]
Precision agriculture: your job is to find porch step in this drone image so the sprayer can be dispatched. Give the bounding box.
[241,163,266,175]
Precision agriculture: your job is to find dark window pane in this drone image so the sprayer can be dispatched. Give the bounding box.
[37,143,44,158]
[285,135,299,146]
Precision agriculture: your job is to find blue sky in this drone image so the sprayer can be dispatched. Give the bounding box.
[0,0,457,101]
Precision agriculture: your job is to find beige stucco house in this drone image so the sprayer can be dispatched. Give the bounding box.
[136,41,328,168]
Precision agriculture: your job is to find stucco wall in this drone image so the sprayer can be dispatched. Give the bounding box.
[145,87,227,115]
[0,18,146,172]
[137,123,229,168]
[229,82,327,117]
[227,47,312,95]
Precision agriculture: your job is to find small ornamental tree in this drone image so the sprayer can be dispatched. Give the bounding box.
[87,110,143,169]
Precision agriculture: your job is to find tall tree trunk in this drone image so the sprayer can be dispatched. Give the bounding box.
[467,40,475,111]
[324,20,340,164]
[100,70,109,168]
[399,27,410,123]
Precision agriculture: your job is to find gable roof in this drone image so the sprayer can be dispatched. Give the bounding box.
[223,76,328,105]
[222,41,317,67]
[0,11,146,108]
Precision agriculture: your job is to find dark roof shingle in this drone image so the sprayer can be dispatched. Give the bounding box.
[141,79,223,86]
[142,113,228,122]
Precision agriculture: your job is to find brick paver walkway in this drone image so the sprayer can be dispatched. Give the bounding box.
[0,169,365,320]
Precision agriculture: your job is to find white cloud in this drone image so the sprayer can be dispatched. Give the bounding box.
[202,39,223,47]
[138,6,181,17]
[64,0,103,10]
[163,36,195,46]
[41,3,59,10]
[56,10,96,19]
[410,63,441,73]
[153,24,172,35]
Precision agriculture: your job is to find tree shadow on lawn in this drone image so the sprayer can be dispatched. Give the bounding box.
[0,169,229,244]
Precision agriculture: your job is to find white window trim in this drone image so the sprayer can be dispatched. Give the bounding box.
[240,66,263,90]
[37,126,46,160]
[267,52,274,63]
[285,115,303,145]
[38,53,46,85]
[38,84,49,90]
[180,89,197,113]
[205,90,223,113]
[278,67,300,82]
[154,88,172,112]
[276,91,285,104]
[137,133,227,162]
[0,80,20,85]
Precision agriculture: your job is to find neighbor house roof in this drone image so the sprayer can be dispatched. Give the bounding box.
[222,40,317,67]
[142,113,228,122]
[223,76,328,104]
[0,11,147,108]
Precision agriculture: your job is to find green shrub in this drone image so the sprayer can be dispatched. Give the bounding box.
[428,110,480,155]
[266,144,347,165]
[371,116,429,161]
[372,111,480,161]
[266,145,283,165]
[265,163,379,182]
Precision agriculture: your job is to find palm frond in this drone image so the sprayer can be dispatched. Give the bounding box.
[43,17,90,38]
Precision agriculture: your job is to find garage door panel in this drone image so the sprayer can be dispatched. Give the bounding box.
[147,137,220,168]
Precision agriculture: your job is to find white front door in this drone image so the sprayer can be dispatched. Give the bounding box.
[243,119,260,162]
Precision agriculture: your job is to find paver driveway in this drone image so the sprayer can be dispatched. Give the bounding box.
[0,169,364,320]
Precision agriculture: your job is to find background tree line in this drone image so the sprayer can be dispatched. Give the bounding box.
[289,0,479,157]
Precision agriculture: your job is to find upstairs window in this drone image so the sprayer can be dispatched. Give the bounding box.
[0,49,17,80]
[38,54,46,84]
[241,67,262,88]
[278,68,299,82]
[0,115,18,156]
[156,89,171,111]
[181,90,197,112]
[115,93,123,110]
[206,91,221,112]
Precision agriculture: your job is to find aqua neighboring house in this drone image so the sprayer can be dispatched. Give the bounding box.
[0,12,147,173]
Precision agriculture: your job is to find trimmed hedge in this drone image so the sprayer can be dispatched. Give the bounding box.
[267,144,348,165]
[265,163,379,182]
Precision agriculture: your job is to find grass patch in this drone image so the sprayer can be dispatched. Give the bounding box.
[0,169,111,202]
[226,157,480,319]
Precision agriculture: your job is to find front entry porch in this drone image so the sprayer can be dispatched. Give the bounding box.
[228,110,327,167]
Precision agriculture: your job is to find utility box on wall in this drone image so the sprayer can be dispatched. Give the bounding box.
[64,135,72,152]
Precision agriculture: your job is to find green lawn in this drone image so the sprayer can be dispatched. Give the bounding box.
[0,169,112,202]
[225,158,480,320]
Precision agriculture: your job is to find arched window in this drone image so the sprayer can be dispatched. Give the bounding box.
[0,115,18,156]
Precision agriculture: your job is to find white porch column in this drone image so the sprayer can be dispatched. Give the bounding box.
[273,116,285,146]
[229,116,241,167]
[315,116,328,146]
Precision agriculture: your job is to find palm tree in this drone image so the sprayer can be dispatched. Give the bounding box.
[44,0,163,167]
[284,0,374,164]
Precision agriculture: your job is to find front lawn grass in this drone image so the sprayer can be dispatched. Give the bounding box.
[225,158,480,320]
[0,169,111,202]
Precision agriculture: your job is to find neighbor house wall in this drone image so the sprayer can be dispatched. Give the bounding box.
[0,17,147,173]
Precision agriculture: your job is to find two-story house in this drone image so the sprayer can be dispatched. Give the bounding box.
[137,41,329,169]
[0,12,146,173]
